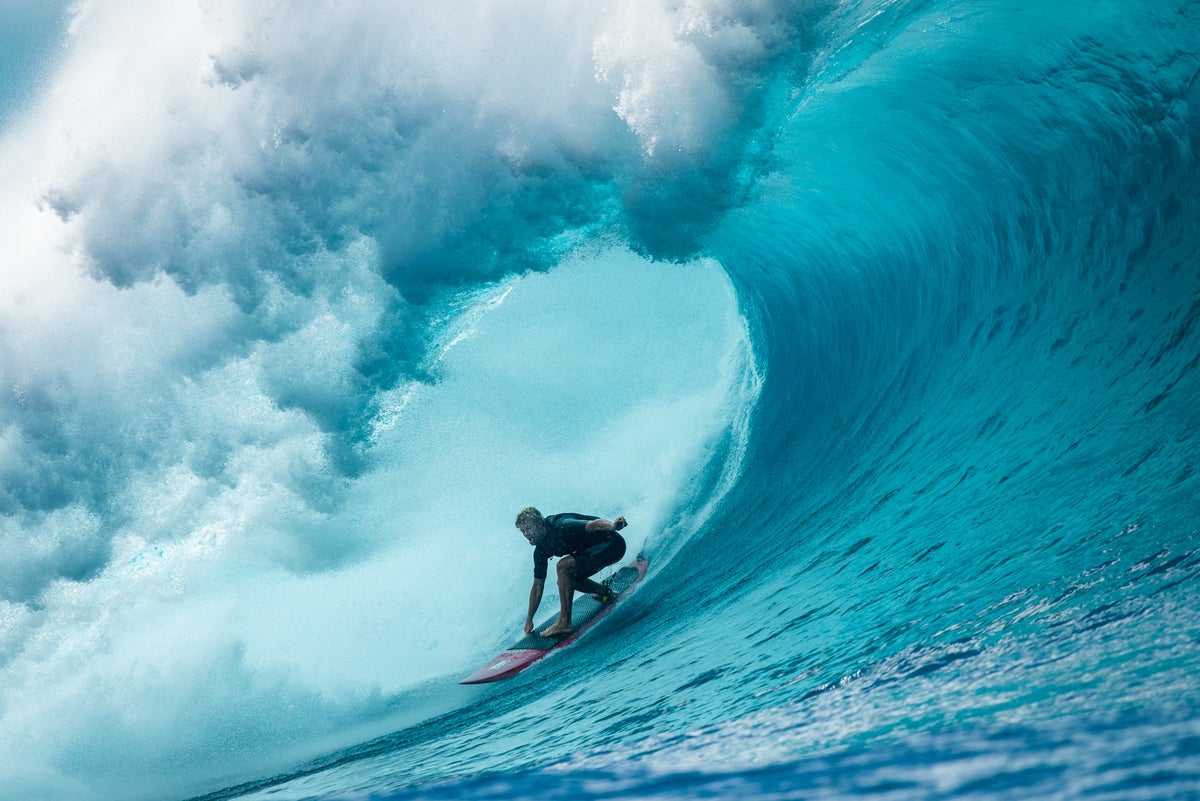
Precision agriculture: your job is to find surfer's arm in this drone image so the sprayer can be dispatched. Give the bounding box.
[585,516,627,533]
[525,578,545,634]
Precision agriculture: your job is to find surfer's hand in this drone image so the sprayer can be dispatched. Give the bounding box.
[524,620,534,635]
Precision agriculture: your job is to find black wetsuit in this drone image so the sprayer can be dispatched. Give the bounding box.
[532,513,626,581]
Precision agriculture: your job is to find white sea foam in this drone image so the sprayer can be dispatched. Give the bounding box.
[0,1,799,795]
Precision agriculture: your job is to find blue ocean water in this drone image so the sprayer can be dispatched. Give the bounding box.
[0,2,1198,800]
[0,1,69,127]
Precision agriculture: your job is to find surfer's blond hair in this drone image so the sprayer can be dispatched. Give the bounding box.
[515,507,543,529]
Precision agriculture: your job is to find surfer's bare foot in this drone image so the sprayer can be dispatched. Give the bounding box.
[540,622,574,637]
[592,590,618,604]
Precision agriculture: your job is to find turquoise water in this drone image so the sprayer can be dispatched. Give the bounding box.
[0,2,1197,800]
[0,1,68,126]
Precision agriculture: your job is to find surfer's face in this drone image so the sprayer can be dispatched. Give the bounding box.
[518,521,543,545]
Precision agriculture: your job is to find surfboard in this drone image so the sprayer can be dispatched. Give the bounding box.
[460,556,648,684]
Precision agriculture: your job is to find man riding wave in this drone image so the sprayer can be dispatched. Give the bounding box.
[515,507,627,637]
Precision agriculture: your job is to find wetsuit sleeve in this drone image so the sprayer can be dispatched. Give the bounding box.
[545,513,597,536]
[533,546,549,580]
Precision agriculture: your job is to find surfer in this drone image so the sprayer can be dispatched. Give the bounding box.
[516,507,627,637]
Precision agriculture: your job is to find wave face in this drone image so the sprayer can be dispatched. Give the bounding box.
[2,1,1199,800]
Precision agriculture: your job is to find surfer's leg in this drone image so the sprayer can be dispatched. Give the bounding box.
[579,577,617,603]
[572,537,626,602]
[540,557,577,636]
[573,536,626,595]
[574,576,606,596]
